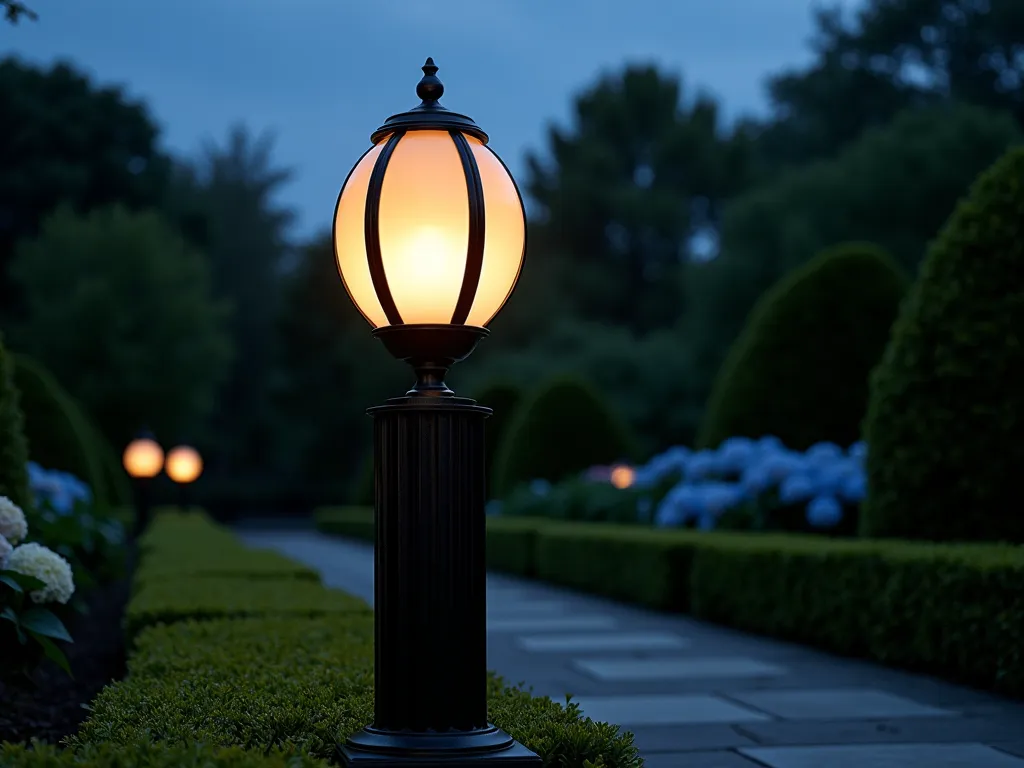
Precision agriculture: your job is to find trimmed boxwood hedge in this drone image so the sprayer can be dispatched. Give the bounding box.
[531,522,1024,697]
[314,508,552,579]
[35,508,642,768]
[312,506,375,543]
[1,741,329,768]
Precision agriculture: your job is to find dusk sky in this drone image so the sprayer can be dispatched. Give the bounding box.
[5,0,857,239]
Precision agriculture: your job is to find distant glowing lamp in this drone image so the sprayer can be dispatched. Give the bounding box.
[122,436,164,479]
[610,464,635,490]
[165,445,203,485]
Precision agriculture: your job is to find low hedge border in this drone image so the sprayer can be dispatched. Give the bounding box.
[312,506,374,544]
[536,523,1024,697]
[1,508,642,767]
[314,507,553,578]
[314,511,1024,698]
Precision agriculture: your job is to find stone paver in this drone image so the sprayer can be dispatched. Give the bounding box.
[237,528,1024,767]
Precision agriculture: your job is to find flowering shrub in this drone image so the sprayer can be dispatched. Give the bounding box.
[492,435,867,535]
[27,460,92,514]
[0,495,76,684]
[642,436,866,533]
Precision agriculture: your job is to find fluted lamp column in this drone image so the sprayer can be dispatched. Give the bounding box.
[332,59,538,766]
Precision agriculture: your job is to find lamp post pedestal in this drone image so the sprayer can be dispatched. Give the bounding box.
[338,395,540,767]
[132,477,152,540]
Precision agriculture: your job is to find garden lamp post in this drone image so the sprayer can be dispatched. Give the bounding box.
[122,430,164,537]
[332,58,537,766]
[165,444,203,510]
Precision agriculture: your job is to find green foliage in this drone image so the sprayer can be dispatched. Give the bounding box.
[485,517,551,578]
[1,740,330,767]
[166,128,295,477]
[313,506,375,544]
[471,380,524,495]
[73,615,641,767]
[494,374,638,498]
[697,243,908,450]
[862,147,1024,543]
[13,354,108,504]
[530,521,1024,696]
[500,477,648,526]
[0,59,171,313]
[467,320,700,457]
[84,417,132,508]
[688,104,1022,416]
[535,524,696,612]
[2,1,36,24]
[273,237,405,496]
[0,568,74,683]
[350,450,374,507]
[125,576,369,645]
[757,0,1024,169]
[0,333,32,511]
[69,504,643,768]
[689,537,1024,696]
[134,510,320,586]
[10,205,233,449]
[525,64,752,331]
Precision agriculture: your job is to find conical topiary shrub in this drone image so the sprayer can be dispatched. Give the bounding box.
[493,374,637,498]
[0,335,33,512]
[13,354,109,506]
[861,146,1024,543]
[470,380,524,497]
[697,242,909,451]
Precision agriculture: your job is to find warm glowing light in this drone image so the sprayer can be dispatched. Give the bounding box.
[165,445,203,484]
[610,465,635,490]
[334,130,526,328]
[123,438,164,479]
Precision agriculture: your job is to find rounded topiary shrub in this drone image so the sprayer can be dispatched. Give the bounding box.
[697,242,909,451]
[83,414,132,508]
[13,354,108,506]
[470,380,523,496]
[493,374,637,498]
[0,335,33,512]
[861,147,1024,543]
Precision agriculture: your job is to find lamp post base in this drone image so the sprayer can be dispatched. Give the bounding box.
[337,725,541,767]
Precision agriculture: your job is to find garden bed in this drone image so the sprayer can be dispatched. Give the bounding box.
[1,510,643,767]
[0,575,129,745]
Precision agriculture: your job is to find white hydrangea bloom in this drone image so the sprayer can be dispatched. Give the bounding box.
[0,496,28,545]
[7,542,75,604]
[0,533,11,568]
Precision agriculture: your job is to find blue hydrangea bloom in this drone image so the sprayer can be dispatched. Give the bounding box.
[839,472,867,503]
[806,442,844,463]
[806,495,843,527]
[757,435,785,453]
[529,479,551,497]
[685,450,719,480]
[848,441,868,461]
[779,473,815,504]
[739,463,775,496]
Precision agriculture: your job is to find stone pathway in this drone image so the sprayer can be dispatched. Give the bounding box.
[237,528,1024,768]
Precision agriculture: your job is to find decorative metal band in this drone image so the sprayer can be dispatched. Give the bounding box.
[365,131,406,326]
[449,131,487,325]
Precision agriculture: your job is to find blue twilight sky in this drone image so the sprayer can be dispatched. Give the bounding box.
[4,0,857,240]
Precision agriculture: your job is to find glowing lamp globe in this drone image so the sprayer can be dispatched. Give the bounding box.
[165,445,204,484]
[610,464,635,490]
[333,58,526,394]
[123,437,164,479]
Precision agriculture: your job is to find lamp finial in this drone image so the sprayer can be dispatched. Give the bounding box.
[416,57,444,103]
